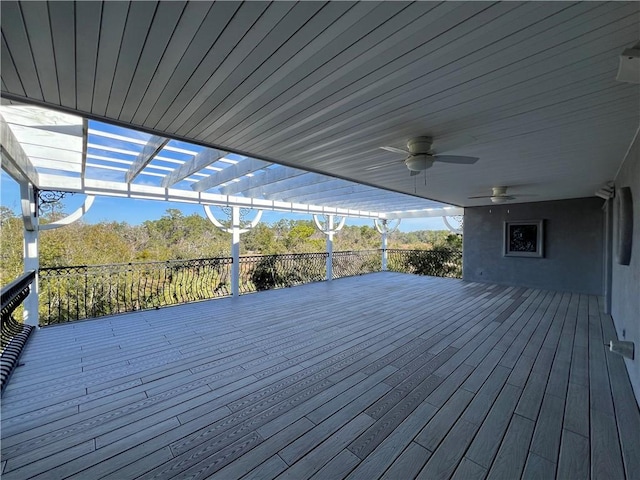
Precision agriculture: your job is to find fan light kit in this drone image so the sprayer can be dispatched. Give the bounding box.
[405,154,435,172]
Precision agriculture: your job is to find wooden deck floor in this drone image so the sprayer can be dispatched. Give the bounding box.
[1,272,639,479]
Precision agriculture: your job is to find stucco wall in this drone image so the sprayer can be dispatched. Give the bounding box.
[463,197,604,294]
[611,132,640,405]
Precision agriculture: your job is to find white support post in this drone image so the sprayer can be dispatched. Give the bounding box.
[20,183,39,326]
[326,215,334,281]
[381,231,388,271]
[231,206,241,298]
[374,218,400,272]
[203,205,263,298]
[313,214,346,282]
[17,187,95,325]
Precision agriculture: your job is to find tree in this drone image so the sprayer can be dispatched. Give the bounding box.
[0,207,23,284]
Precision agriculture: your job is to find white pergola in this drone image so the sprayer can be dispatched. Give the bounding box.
[1,103,460,219]
[1,103,462,325]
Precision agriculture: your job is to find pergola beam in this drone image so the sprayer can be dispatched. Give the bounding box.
[125,135,170,182]
[263,178,347,200]
[191,158,271,192]
[36,173,382,218]
[283,185,377,203]
[162,147,226,188]
[314,194,442,211]
[0,115,39,185]
[323,195,432,207]
[220,166,304,196]
[383,207,464,219]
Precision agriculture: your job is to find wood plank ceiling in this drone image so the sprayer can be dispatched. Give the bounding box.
[1,1,639,208]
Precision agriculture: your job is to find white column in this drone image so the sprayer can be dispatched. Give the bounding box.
[20,183,39,326]
[381,231,388,271]
[203,205,262,298]
[231,206,241,298]
[313,214,345,282]
[326,215,334,281]
[374,218,400,272]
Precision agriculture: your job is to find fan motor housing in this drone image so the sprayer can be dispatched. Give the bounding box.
[407,136,433,154]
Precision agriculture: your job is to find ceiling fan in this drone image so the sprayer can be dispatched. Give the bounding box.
[468,186,521,203]
[367,136,479,176]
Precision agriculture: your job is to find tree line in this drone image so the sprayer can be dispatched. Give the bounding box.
[0,206,461,285]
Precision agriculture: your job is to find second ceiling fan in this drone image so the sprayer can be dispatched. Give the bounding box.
[468,186,537,203]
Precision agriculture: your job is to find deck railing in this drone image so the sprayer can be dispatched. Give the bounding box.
[332,250,381,279]
[1,270,36,393]
[239,253,327,293]
[39,258,232,325]
[387,248,463,278]
[36,249,462,325]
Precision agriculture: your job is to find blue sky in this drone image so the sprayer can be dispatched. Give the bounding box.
[0,171,447,231]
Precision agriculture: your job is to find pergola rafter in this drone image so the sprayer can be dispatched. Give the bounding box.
[125,135,170,183]
[283,185,376,203]
[161,147,227,188]
[192,158,272,192]
[221,166,305,196]
[263,178,349,200]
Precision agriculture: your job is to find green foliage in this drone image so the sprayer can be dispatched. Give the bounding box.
[0,207,23,285]
[249,254,325,291]
[250,256,286,291]
[334,225,379,251]
[388,229,460,250]
[1,207,464,280]
[400,247,462,278]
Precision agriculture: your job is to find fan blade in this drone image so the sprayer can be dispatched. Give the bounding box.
[380,146,409,155]
[434,155,479,165]
[364,160,401,171]
[469,194,517,200]
[409,170,420,177]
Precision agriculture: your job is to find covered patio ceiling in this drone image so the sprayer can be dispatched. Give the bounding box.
[1,1,639,210]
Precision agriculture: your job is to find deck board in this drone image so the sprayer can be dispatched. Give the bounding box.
[1,272,638,479]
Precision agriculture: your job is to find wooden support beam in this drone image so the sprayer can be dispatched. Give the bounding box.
[384,207,464,219]
[125,135,170,183]
[162,147,226,188]
[220,166,304,196]
[254,175,337,199]
[191,158,271,192]
[284,185,377,203]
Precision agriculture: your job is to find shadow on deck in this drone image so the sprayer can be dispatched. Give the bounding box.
[1,272,638,479]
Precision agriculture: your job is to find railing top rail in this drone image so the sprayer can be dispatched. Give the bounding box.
[38,249,461,272]
[241,252,328,259]
[332,249,381,254]
[386,248,462,252]
[39,256,233,272]
[1,270,36,313]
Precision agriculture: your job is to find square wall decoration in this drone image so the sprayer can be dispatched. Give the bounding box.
[504,220,544,258]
